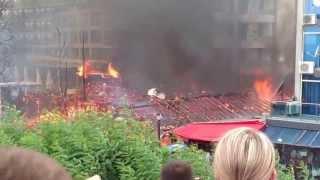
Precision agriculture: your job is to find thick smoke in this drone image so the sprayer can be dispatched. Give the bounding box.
[99,0,296,96]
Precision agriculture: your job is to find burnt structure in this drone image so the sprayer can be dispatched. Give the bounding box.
[6,0,297,127]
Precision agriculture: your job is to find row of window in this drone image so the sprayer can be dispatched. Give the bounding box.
[24,20,53,28]
[5,7,58,16]
[212,0,275,14]
[302,82,320,116]
[28,47,112,60]
[16,30,113,44]
[15,10,107,30]
[302,33,320,116]
[240,23,273,41]
[212,22,273,47]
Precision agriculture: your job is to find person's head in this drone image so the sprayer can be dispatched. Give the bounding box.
[161,160,193,180]
[0,147,72,180]
[214,127,276,180]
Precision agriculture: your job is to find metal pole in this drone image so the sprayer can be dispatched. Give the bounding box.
[64,61,68,97]
[156,113,163,141]
[295,0,303,103]
[82,32,87,101]
[157,119,161,140]
[56,28,63,95]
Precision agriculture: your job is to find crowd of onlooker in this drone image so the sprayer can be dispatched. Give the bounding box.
[0,127,278,180]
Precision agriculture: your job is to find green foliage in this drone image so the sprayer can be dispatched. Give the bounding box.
[1,106,23,123]
[275,150,295,180]
[0,106,25,143]
[0,111,163,180]
[277,164,295,180]
[0,109,296,180]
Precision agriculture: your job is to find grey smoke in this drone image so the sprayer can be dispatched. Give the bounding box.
[12,0,296,97]
[101,0,297,96]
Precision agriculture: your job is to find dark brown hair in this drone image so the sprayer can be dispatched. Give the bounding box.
[161,160,193,180]
[0,147,72,180]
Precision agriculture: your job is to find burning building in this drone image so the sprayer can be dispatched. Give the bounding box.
[5,0,298,128]
[9,0,296,95]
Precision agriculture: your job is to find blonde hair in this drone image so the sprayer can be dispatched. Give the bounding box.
[214,127,275,180]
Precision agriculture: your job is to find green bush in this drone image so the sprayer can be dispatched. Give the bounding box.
[0,111,211,180]
[0,109,293,180]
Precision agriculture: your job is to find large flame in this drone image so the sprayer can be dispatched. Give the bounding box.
[77,62,120,79]
[106,63,120,78]
[254,79,273,100]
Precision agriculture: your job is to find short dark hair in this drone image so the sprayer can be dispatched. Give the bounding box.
[0,147,72,180]
[161,160,193,180]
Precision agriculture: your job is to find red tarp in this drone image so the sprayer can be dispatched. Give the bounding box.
[174,120,266,142]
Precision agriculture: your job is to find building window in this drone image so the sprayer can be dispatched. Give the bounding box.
[213,0,232,13]
[248,0,261,14]
[92,48,111,60]
[239,0,250,14]
[90,12,102,27]
[240,23,273,41]
[81,48,89,58]
[240,0,274,14]
[260,0,274,14]
[246,24,260,41]
[261,49,272,64]
[104,30,112,44]
[70,32,79,44]
[90,30,102,44]
[260,23,273,37]
[80,31,88,42]
[72,48,79,59]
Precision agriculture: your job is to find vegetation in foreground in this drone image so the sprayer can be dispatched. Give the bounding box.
[0,107,294,180]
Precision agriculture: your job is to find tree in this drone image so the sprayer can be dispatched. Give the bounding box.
[0,0,14,82]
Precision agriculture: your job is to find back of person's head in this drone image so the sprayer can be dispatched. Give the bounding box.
[214,127,276,180]
[161,160,193,180]
[0,147,72,180]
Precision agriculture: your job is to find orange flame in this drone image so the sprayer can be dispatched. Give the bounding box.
[77,62,91,77]
[254,79,273,100]
[77,66,84,77]
[106,63,120,78]
[77,62,120,79]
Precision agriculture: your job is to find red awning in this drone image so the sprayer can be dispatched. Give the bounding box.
[174,120,266,142]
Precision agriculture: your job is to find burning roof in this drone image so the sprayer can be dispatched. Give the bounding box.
[20,62,289,128]
[132,92,271,126]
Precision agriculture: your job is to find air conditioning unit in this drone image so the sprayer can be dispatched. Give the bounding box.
[304,14,317,25]
[314,67,320,77]
[286,101,301,116]
[271,101,301,116]
[300,61,315,74]
[271,101,286,116]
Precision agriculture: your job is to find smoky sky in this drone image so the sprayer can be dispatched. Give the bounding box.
[101,0,296,95]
